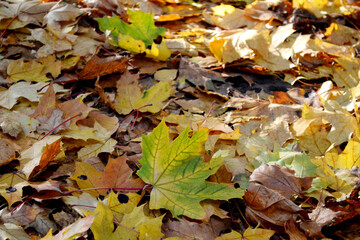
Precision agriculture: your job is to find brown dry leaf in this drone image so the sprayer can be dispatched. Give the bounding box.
[132,56,167,74]
[30,28,72,58]
[77,56,128,80]
[272,91,297,104]
[36,139,62,172]
[30,83,57,119]
[70,155,145,196]
[249,164,312,199]
[81,0,127,17]
[163,217,232,239]
[20,135,62,178]
[0,139,18,166]
[77,111,119,135]
[43,2,83,36]
[300,205,344,237]
[37,109,69,134]
[177,58,226,91]
[245,182,308,226]
[285,219,307,240]
[0,203,40,226]
[57,95,94,124]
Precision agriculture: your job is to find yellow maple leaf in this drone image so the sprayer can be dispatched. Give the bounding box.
[7,55,61,82]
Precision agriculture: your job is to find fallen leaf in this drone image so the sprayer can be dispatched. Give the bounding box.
[77,56,128,80]
[138,120,244,219]
[0,82,66,110]
[245,182,307,226]
[70,155,145,196]
[0,139,18,166]
[7,55,61,82]
[249,164,312,199]
[114,70,174,114]
[216,228,275,240]
[0,223,32,240]
[300,205,344,237]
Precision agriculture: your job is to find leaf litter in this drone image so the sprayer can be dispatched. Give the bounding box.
[1,0,360,239]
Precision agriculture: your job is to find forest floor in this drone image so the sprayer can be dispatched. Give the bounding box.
[1,0,360,239]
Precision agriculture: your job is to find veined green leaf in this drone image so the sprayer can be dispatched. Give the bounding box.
[138,120,244,219]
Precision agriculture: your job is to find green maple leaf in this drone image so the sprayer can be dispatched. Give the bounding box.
[96,10,166,47]
[96,11,170,60]
[138,120,244,219]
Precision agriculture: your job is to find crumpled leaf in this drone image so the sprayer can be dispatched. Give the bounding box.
[300,205,344,237]
[293,102,359,146]
[43,2,83,36]
[245,181,307,226]
[0,203,40,226]
[245,164,310,226]
[0,109,39,138]
[138,120,244,219]
[249,164,312,199]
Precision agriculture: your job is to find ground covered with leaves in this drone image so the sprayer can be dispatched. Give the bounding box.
[2,0,360,239]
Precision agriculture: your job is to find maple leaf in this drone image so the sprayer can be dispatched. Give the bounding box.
[216,228,275,240]
[70,155,145,196]
[42,216,95,240]
[87,201,164,240]
[114,70,174,115]
[137,120,244,219]
[7,55,61,82]
[96,11,171,61]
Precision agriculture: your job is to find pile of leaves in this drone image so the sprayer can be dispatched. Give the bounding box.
[2,0,360,239]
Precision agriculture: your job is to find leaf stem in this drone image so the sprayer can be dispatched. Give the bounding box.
[0,16,18,46]
[119,104,152,129]
[62,187,145,195]
[113,220,140,234]
[40,113,82,140]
